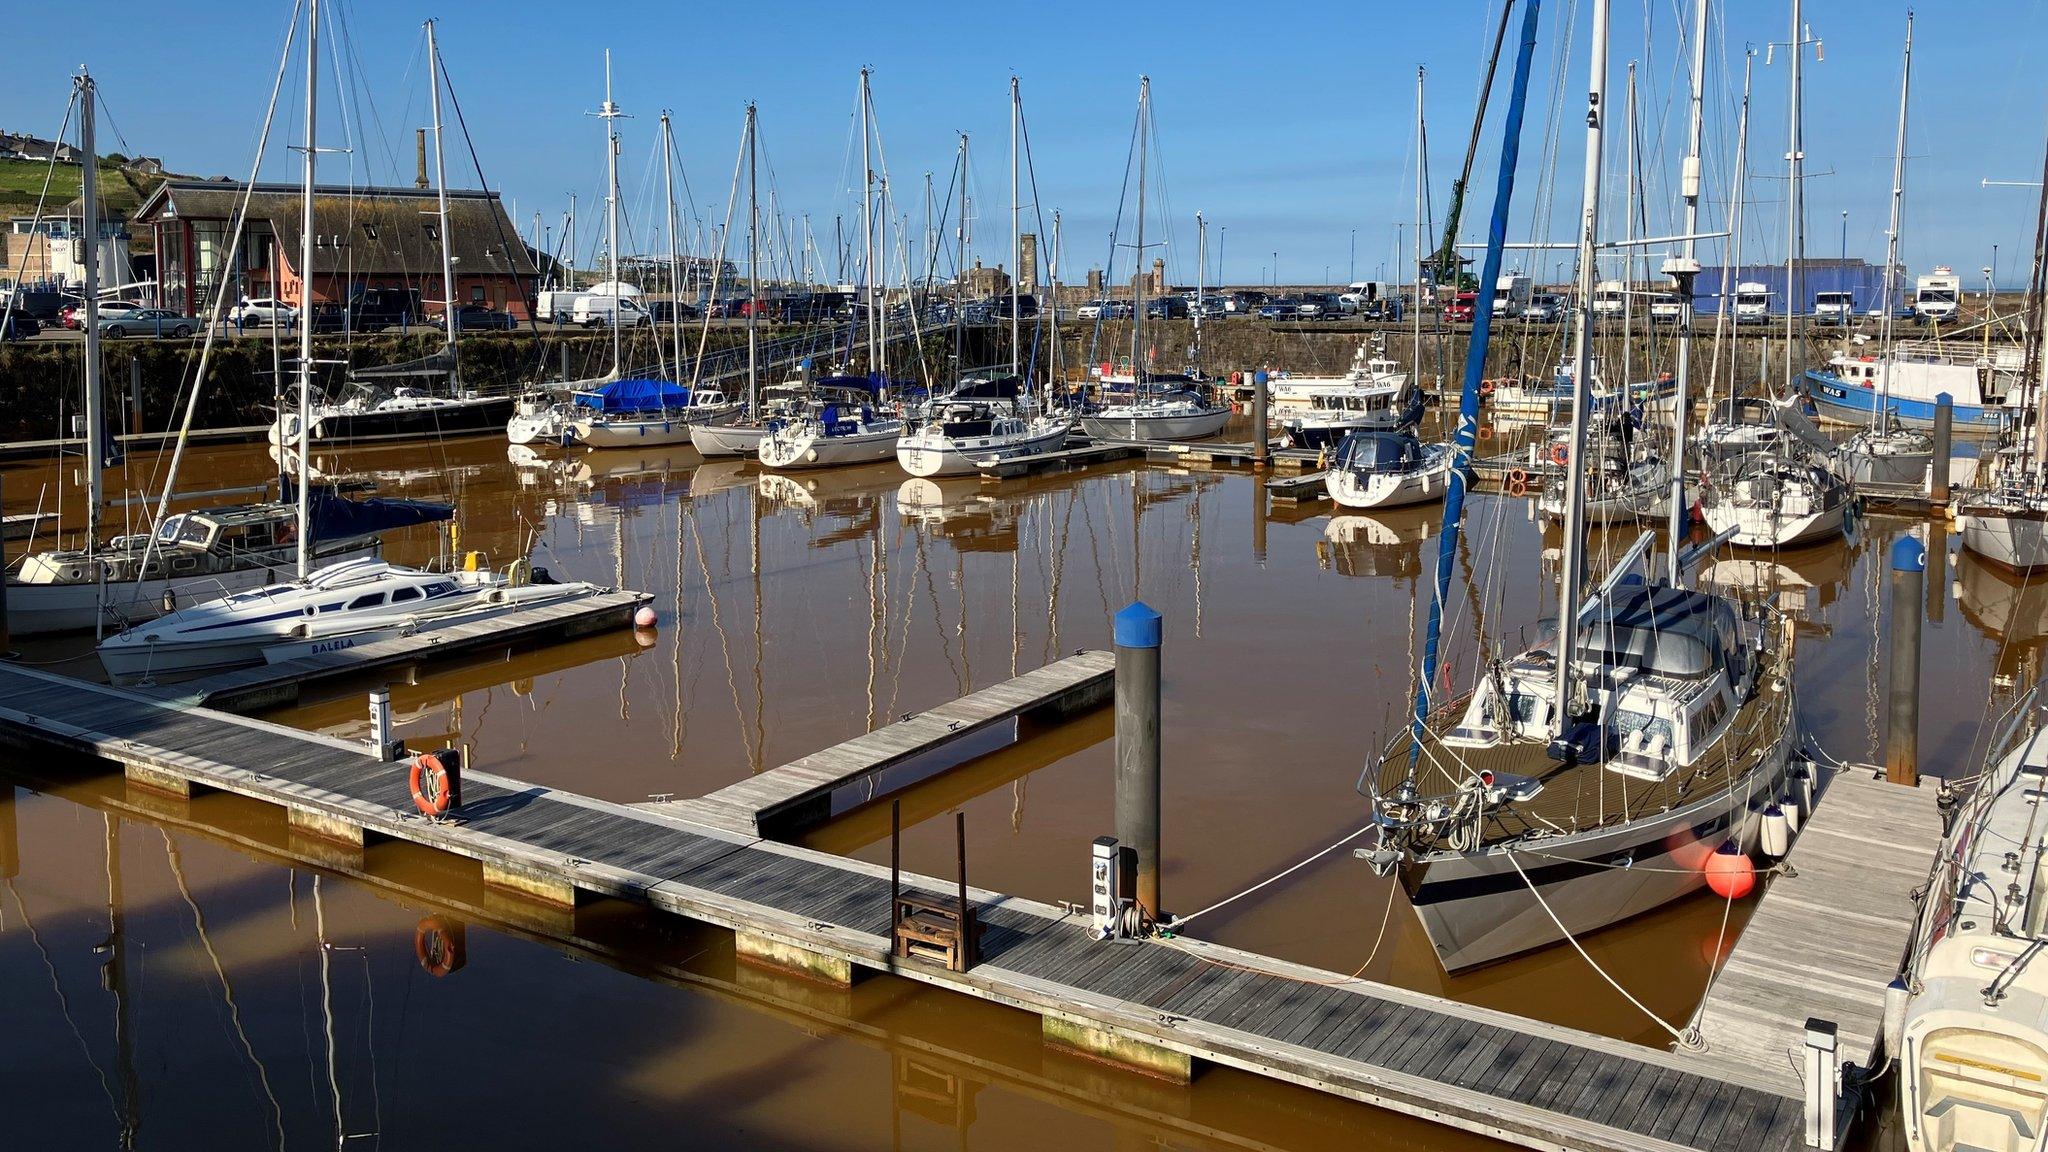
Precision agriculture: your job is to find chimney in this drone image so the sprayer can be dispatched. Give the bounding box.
[415,129,429,189]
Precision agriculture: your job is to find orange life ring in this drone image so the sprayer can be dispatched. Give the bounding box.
[1477,423,1495,441]
[1508,467,1529,486]
[1479,378,1498,396]
[409,750,460,817]
[414,916,465,978]
[1550,443,1570,468]
[1507,476,1529,497]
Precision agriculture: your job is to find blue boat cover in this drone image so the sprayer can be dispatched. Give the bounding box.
[573,377,691,414]
[278,481,454,541]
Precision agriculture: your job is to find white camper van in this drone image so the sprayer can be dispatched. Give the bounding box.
[1733,282,1771,324]
[571,295,652,329]
[1590,280,1628,323]
[1914,266,1961,323]
[1490,273,1533,319]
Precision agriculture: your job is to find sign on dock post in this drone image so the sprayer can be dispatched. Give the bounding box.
[1802,1017,1839,1150]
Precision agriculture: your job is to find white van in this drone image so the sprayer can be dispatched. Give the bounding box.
[537,289,589,324]
[571,295,652,329]
[1733,282,1771,325]
[1813,290,1856,325]
[1590,280,1628,323]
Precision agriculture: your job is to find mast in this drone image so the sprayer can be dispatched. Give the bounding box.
[1411,0,1546,756]
[1715,52,1755,417]
[1194,211,1206,378]
[1010,76,1022,380]
[1130,76,1150,383]
[1621,63,1637,393]
[1049,207,1063,406]
[77,70,103,571]
[597,52,625,378]
[1414,66,1426,391]
[859,69,877,378]
[1553,0,1611,730]
[426,20,458,388]
[2025,125,2048,472]
[1785,0,1808,391]
[295,0,321,582]
[1875,12,1913,425]
[1666,0,1709,583]
[661,110,684,380]
[746,102,759,413]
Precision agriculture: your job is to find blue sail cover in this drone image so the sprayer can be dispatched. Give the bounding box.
[278,480,454,541]
[573,377,691,414]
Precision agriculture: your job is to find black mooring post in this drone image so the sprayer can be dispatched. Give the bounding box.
[890,799,902,923]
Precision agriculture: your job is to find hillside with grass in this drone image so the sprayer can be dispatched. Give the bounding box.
[0,156,200,252]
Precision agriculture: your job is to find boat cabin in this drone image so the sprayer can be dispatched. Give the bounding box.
[1332,431,1425,475]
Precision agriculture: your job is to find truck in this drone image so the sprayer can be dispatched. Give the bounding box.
[537,288,589,324]
[1490,273,1533,318]
[1733,281,1771,324]
[1914,266,1961,324]
[1813,290,1857,325]
[1590,280,1628,324]
[1340,280,1396,314]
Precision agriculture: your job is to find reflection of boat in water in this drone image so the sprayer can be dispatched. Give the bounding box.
[1697,545,1852,633]
[1316,512,1430,579]
[1954,552,2048,686]
[896,478,1021,553]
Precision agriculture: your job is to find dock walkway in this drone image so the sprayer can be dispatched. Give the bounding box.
[655,651,1114,836]
[1683,765,1940,1092]
[0,661,1811,1152]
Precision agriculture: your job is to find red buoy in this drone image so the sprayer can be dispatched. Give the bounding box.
[1703,842,1756,900]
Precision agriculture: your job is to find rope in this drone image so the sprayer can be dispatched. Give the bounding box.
[1502,848,1701,1049]
[1165,822,1376,929]
[1156,874,1401,989]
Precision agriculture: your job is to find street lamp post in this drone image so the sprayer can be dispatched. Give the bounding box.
[1218,226,1226,287]
[1272,251,1277,287]
[1840,210,1848,262]
[1349,229,1356,282]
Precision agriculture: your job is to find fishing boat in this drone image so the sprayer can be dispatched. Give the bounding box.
[1359,0,1799,973]
[1267,340,1410,406]
[566,379,741,449]
[1279,385,1425,450]
[1323,430,1452,510]
[896,379,1070,477]
[1806,346,2023,434]
[1899,690,2048,1152]
[97,556,605,683]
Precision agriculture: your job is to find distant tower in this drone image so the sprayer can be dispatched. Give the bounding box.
[1019,233,1039,292]
[1086,267,1104,294]
[1151,256,1166,295]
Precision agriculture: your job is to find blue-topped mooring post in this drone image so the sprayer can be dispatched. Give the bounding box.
[1251,368,1269,469]
[1930,392,1953,507]
[1114,601,1163,922]
[1886,535,1925,787]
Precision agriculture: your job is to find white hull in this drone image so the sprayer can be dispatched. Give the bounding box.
[507,410,570,446]
[1324,448,1453,510]
[895,423,1070,477]
[5,540,379,637]
[1702,496,1849,548]
[1079,408,1230,442]
[1270,374,1408,407]
[1959,509,2048,571]
[571,405,741,449]
[758,424,904,471]
[690,422,771,458]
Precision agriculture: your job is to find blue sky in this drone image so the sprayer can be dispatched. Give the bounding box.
[8,1,2046,288]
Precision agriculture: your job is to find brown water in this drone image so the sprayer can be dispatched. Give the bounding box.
[0,426,2011,1150]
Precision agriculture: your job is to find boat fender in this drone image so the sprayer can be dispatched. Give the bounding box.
[1759,805,1791,858]
[1703,842,1756,899]
[506,559,530,588]
[408,748,462,817]
[1781,790,1803,834]
[1507,475,1529,498]
[1508,467,1529,487]
[414,916,466,978]
[1882,977,1910,1055]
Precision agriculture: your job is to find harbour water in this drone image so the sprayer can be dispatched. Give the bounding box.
[0,424,2008,1149]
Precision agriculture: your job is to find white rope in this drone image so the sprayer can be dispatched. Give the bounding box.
[1167,823,1377,928]
[1503,847,1700,1048]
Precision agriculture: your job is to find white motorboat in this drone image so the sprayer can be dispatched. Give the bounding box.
[758,400,904,471]
[1279,384,1425,450]
[1700,453,1853,548]
[1537,454,1672,523]
[1079,388,1230,442]
[1267,341,1409,407]
[1839,422,1934,487]
[1323,430,1453,510]
[95,556,606,683]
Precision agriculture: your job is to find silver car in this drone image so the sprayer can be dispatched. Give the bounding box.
[99,308,196,338]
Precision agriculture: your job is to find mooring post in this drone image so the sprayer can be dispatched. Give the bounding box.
[1113,601,1163,923]
[955,810,974,968]
[369,689,394,761]
[1803,1018,1840,1150]
[1930,392,1953,507]
[1926,517,1948,626]
[0,784,17,881]
[0,473,10,656]
[1250,368,1269,469]
[129,357,144,436]
[1886,535,1925,788]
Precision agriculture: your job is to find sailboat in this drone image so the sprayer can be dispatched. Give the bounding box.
[1835,14,1934,488]
[271,24,513,449]
[5,71,448,638]
[689,99,778,459]
[1078,77,1230,444]
[97,10,604,684]
[1358,0,1799,973]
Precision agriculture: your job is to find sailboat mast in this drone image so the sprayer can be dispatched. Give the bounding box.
[1667,0,1709,582]
[296,0,321,582]
[1785,0,1808,389]
[1049,208,1063,405]
[1414,66,1426,391]
[859,69,876,378]
[77,70,103,564]
[1621,63,1637,393]
[1130,76,1150,383]
[1717,52,1755,415]
[747,103,759,414]
[1553,0,1612,730]
[1010,77,1022,380]
[1194,211,1206,378]
[662,111,683,380]
[426,20,458,388]
[600,51,624,378]
[1876,12,1913,422]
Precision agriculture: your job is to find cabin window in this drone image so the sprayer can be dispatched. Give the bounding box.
[423,223,440,243]
[347,593,385,610]
[425,582,456,597]
[173,556,198,573]
[391,586,421,603]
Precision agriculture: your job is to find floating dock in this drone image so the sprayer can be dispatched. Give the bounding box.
[650,651,1115,836]
[0,660,1826,1152]
[978,442,1144,480]
[1683,765,1940,1093]
[1265,471,1330,504]
[140,590,653,713]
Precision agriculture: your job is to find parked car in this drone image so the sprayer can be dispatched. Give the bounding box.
[436,304,517,331]
[1190,297,1231,319]
[99,308,195,338]
[1443,291,1479,323]
[0,314,42,341]
[1297,292,1344,320]
[1256,298,1302,321]
[1145,296,1189,320]
[572,294,652,328]
[1076,299,1110,320]
[60,299,144,330]
[229,297,299,329]
[346,287,426,331]
[1522,293,1566,323]
[646,300,700,324]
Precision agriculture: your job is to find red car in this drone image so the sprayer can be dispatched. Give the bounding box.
[1444,291,1480,323]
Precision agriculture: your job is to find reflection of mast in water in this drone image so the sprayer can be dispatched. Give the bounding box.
[1190,481,1205,636]
[7,857,122,1128]
[685,499,757,773]
[750,479,766,770]
[95,814,139,1149]
[672,496,685,759]
[162,831,284,1149]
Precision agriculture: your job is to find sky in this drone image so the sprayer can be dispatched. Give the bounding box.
[7,0,2047,289]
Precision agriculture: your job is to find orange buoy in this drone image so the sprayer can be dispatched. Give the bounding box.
[1477,423,1495,441]
[1479,378,1498,395]
[409,749,462,817]
[414,916,466,978]
[1507,467,1529,487]
[1703,842,1756,900]
[1550,443,1570,468]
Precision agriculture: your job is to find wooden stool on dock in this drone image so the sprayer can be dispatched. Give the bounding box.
[889,803,981,973]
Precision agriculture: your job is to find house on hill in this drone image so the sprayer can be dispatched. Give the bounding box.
[133,179,540,319]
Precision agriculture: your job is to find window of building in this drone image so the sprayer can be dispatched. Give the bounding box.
[470,285,486,304]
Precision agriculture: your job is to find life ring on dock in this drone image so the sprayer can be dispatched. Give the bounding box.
[414,916,465,977]
[409,749,462,817]
[1550,444,1570,468]
[1477,424,1494,441]
[1479,378,1498,395]
[1508,467,1529,487]
[1506,475,1529,497]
